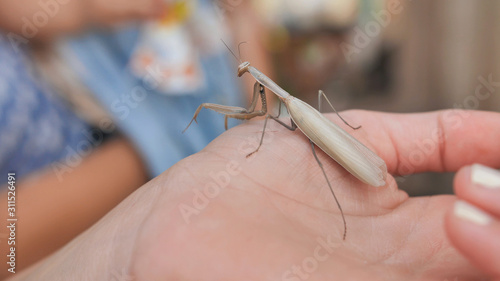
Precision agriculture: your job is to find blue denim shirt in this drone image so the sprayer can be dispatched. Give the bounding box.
[0,38,91,180]
[60,27,244,177]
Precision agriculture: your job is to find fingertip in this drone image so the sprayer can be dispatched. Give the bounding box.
[445,200,500,277]
[454,164,500,217]
[450,165,500,277]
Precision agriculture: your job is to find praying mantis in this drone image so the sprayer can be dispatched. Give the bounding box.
[184,42,387,240]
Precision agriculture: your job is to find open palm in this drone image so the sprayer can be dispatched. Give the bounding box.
[21,110,500,281]
[128,110,500,280]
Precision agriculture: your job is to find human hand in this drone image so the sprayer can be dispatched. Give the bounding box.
[129,110,500,280]
[16,110,500,281]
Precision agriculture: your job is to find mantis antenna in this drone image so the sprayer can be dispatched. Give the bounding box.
[237,41,247,60]
[220,39,241,63]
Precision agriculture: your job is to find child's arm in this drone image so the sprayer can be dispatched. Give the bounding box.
[0,137,147,277]
[0,0,165,40]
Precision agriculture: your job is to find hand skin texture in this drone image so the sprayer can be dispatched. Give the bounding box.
[11,110,500,281]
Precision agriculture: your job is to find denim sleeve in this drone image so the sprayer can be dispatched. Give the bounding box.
[0,39,92,181]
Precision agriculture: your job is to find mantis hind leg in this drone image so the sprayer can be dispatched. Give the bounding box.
[183,82,267,133]
[309,139,347,240]
[318,90,361,130]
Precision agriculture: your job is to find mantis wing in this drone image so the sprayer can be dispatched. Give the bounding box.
[286,97,387,187]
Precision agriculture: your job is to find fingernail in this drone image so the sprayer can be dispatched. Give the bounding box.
[454,200,492,226]
[471,164,500,189]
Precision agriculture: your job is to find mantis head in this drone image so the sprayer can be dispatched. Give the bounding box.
[237,62,251,77]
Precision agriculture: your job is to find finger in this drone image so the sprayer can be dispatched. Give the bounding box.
[445,165,500,277]
[454,165,500,217]
[445,200,500,278]
[338,110,500,175]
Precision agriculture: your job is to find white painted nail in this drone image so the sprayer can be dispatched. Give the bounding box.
[471,164,500,189]
[454,200,492,226]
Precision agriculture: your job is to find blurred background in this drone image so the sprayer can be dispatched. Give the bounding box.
[1,0,500,274]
